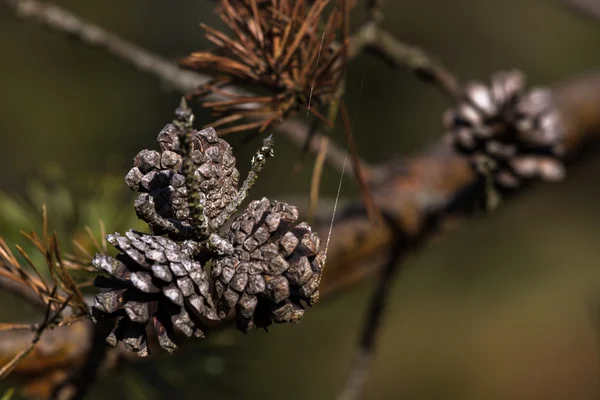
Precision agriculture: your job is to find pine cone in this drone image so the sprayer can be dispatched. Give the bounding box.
[443,69,565,188]
[125,125,240,237]
[211,198,324,333]
[91,230,219,355]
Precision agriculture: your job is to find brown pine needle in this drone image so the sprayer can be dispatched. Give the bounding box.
[0,344,36,381]
[71,239,93,260]
[14,244,48,294]
[309,106,335,127]
[99,220,108,254]
[216,120,269,135]
[339,102,382,225]
[0,294,72,381]
[0,323,35,332]
[181,0,350,136]
[84,226,102,254]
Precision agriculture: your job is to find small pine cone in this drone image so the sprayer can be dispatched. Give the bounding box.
[91,230,219,355]
[211,198,324,333]
[125,125,240,237]
[443,69,565,189]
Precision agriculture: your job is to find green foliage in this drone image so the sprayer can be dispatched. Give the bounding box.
[0,163,145,265]
[0,387,15,400]
[0,164,147,304]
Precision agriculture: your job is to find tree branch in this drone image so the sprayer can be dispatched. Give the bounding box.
[558,0,600,21]
[337,236,404,400]
[348,21,462,100]
[365,0,384,22]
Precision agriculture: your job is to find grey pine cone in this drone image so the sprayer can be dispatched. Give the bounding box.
[91,230,218,355]
[211,198,325,333]
[443,69,565,188]
[125,125,240,237]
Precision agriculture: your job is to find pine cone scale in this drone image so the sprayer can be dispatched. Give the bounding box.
[92,230,216,353]
[212,198,324,332]
[127,125,240,238]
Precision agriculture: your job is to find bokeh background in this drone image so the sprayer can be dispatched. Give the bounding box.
[2,0,600,399]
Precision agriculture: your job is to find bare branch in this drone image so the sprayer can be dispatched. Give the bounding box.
[0,320,93,399]
[2,0,203,92]
[558,0,600,21]
[348,21,462,100]
[337,239,403,400]
[365,0,384,22]
[49,321,116,400]
[340,102,382,224]
[0,294,72,380]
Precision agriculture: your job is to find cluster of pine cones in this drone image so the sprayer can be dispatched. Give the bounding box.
[91,101,325,356]
[443,69,565,189]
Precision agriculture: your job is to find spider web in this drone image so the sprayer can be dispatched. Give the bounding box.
[303,38,371,263]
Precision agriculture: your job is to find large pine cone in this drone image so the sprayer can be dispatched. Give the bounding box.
[91,230,218,355]
[443,69,565,188]
[211,198,324,333]
[125,125,240,237]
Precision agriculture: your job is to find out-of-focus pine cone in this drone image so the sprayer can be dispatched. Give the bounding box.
[211,198,324,333]
[443,69,565,188]
[125,125,240,237]
[91,230,219,355]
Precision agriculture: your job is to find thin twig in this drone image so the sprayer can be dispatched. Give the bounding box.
[0,294,72,380]
[348,21,461,100]
[365,0,384,22]
[1,0,358,176]
[558,0,600,21]
[50,321,114,400]
[212,136,275,228]
[337,240,403,400]
[0,323,35,332]
[339,102,382,224]
[174,97,211,240]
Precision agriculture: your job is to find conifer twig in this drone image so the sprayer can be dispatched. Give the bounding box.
[212,135,275,228]
[173,97,211,240]
[348,22,461,100]
[558,0,600,21]
[340,102,381,224]
[1,0,358,176]
[0,293,72,380]
[337,239,403,400]
[365,0,384,22]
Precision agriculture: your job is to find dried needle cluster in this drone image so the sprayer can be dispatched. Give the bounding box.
[443,69,566,189]
[180,0,350,134]
[91,100,324,355]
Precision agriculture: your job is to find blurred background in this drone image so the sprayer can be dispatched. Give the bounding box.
[2,0,600,399]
